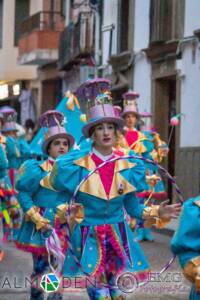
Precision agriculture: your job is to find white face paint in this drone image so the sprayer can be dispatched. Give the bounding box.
[48,138,69,159]
[124,113,138,129]
[92,122,116,154]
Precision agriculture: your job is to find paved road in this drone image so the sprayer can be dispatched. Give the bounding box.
[0,231,190,300]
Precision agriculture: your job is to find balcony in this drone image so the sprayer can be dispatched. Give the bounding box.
[18,11,64,65]
[58,12,95,70]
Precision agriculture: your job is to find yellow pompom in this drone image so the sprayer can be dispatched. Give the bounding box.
[80,114,87,123]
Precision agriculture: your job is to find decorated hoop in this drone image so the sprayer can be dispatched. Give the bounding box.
[71,154,184,204]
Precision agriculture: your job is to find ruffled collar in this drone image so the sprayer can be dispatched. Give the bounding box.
[91,147,114,161]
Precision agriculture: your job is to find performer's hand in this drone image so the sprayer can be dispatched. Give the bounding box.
[31,212,50,230]
[158,200,182,219]
[71,203,84,223]
[183,260,200,288]
[35,216,50,231]
[195,275,200,292]
[57,203,84,225]
[66,204,84,232]
[194,266,200,292]
[40,223,51,232]
[56,204,68,224]
[8,207,19,217]
[160,147,169,157]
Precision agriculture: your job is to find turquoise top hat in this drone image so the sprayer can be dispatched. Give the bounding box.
[39,110,75,154]
[76,78,125,138]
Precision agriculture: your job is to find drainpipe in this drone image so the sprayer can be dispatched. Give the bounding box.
[50,0,55,30]
[65,0,71,26]
[94,7,100,76]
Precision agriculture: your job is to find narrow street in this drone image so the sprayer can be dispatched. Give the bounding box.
[0,231,190,300]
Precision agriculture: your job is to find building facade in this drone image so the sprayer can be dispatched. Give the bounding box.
[18,0,65,115]
[0,0,38,120]
[100,0,200,199]
[58,0,97,112]
[0,0,65,121]
[1,0,200,198]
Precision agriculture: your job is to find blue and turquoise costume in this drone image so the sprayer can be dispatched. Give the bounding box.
[0,142,9,256]
[134,131,168,242]
[6,135,21,169]
[6,135,31,172]
[15,159,69,254]
[17,136,31,165]
[48,148,166,299]
[171,196,200,300]
[0,142,9,186]
[0,143,11,236]
[16,158,69,300]
[140,130,167,200]
[49,79,168,299]
[0,107,29,240]
[117,131,165,242]
[120,93,168,242]
[0,134,21,241]
[4,135,22,240]
[15,109,75,300]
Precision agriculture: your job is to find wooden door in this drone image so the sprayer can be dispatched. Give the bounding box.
[154,77,176,202]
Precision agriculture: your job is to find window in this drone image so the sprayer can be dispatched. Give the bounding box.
[14,0,30,46]
[118,0,129,53]
[0,0,3,48]
[61,0,66,17]
[50,0,55,12]
[150,0,184,43]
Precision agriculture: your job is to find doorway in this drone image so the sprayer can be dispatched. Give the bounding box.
[41,79,62,113]
[154,77,177,202]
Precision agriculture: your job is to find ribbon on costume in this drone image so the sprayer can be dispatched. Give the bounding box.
[65,91,80,111]
[44,227,65,277]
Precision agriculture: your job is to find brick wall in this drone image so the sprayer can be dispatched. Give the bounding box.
[18,31,60,54]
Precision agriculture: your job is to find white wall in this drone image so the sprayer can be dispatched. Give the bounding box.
[102,0,118,66]
[133,0,200,146]
[178,43,200,147]
[64,0,71,26]
[133,0,151,113]
[133,53,151,113]
[30,0,43,15]
[0,0,37,81]
[184,0,200,36]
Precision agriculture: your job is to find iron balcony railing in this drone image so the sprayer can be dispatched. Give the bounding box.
[58,11,95,70]
[20,11,63,35]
